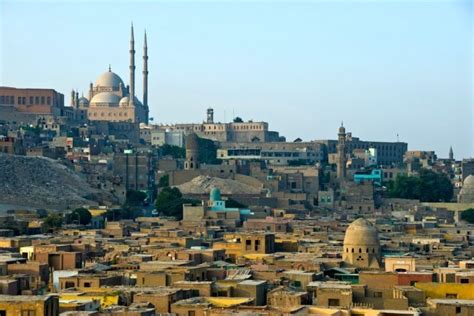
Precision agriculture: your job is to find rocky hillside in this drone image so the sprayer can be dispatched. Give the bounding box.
[0,154,113,210]
[175,175,262,195]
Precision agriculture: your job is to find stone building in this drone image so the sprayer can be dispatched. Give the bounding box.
[342,218,381,269]
[0,86,64,117]
[157,108,281,143]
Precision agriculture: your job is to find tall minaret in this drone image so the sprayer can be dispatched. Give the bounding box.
[337,122,347,179]
[143,30,149,112]
[449,146,454,161]
[129,23,136,106]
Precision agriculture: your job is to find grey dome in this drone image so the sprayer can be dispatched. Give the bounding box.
[343,218,380,248]
[90,92,121,105]
[95,70,125,89]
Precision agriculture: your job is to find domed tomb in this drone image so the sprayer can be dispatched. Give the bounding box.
[342,218,381,269]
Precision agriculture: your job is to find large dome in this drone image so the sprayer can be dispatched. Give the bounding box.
[343,218,380,248]
[90,92,121,105]
[95,70,125,89]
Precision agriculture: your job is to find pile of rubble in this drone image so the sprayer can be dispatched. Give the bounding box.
[0,154,110,210]
[176,175,261,195]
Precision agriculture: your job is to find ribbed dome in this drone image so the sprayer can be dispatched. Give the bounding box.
[90,92,121,105]
[95,70,125,89]
[459,175,474,203]
[463,175,474,188]
[343,218,380,248]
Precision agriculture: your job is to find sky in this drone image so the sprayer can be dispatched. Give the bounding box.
[1,0,473,158]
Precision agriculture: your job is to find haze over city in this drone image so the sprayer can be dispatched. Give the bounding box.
[1,0,472,158]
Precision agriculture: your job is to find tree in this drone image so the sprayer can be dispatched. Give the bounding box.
[461,208,474,224]
[155,187,198,220]
[387,169,453,202]
[68,208,92,225]
[233,117,243,123]
[125,190,147,207]
[43,213,63,231]
[158,174,169,188]
[160,144,185,159]
[197,137,221,165]
[156,187,182,206]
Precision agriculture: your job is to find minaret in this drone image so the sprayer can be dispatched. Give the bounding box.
[337,122,347,179]
[449,146,454,161]
[129,23,135,106]
[70,89,75,107]
[143,30,149,113]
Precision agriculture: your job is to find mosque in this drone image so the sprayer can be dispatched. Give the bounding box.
[70,24,149,124]
[342,217,381,269]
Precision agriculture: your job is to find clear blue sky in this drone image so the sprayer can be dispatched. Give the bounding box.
[1,0,473,158]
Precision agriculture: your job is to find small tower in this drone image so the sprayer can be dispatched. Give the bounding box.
[337,122,347,179]
[184,133,199,170]
[207,108,214,124]
[449,146,454,161]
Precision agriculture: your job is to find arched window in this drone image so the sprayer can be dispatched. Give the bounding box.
[359,248,362,253]
[351,248,354,253]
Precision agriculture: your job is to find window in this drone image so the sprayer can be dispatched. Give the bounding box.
[328,299,340,306]
[83,282,91,288]
[41,96,45,104]
[21,311,36,316]
[446,293,458,299]
[460,278,469,284]
[456,306,461,314]
[30,96,33,104]
[35,96,39,104]
[373,292,382,298]
[47,97,51,105]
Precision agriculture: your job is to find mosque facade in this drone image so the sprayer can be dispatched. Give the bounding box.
[70,25,149,124]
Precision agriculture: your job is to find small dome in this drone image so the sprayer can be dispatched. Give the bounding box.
[90,92,121,105]
[95,70,125,89]
[186,133,199,151]
[339,124,346,134]
[343,218,380,248]
[78,97,89,107]
[210,187,221,202]
[119,96,130,106]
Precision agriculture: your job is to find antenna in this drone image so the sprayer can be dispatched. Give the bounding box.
[397,133,399,142]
